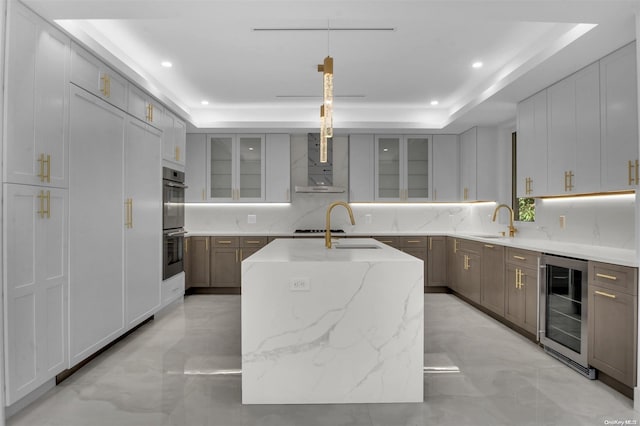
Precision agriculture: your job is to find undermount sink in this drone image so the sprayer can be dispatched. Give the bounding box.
[332,242,381,249]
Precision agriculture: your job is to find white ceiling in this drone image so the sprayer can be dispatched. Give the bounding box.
[21,0,640,133]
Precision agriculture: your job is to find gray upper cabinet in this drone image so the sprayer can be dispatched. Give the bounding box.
[517,90,548,197]
[349,134,375,202]
[459,127,498,201]
[600,42,639,192]
[432,134,459,201]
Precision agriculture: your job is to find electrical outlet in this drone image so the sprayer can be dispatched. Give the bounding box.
[290,277,310,292]
[365,214,372,224]
[559,215,566,229]
[248,214,256,224]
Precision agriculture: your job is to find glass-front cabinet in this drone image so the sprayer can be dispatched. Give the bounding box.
[208,134,265,202]
[375,135,430,201]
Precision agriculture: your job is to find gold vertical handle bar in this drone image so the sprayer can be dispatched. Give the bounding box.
[106,75,111,97]
[150,104,154,122]
[37,190,45,218]
[205,238,209,251]
[453,239,458,253]
[37,153,45,182]
[594,290,616,299]
[568,170,574,191]
[185,238,188,254]
[45,154,51,183]
[45,190,51,218]
[129,198,133,228]
[100,74,108,96]
[175,146,180,162]
[636,159,638,186]
[629,160,634,185]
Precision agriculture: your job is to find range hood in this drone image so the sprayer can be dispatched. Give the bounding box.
[295,133,346,193]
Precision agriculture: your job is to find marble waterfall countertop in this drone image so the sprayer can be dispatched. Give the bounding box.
[186,230,637,267]
[240,238,424,404]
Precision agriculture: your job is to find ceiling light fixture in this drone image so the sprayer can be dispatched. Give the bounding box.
[317,25,334,164]
[161,61,173,68]
[472,61,483,69]
[201,100,209,105]
[430,100,439,106]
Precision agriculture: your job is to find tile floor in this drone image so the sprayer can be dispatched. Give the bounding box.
[7,293,640,426]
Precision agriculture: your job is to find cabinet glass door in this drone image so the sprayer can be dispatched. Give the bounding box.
[209,136,233,199]
[238,136,263,199]
[406,137,429,199]
[376,137,400,199]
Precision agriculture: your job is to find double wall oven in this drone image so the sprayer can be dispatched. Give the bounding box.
[163,167,187,280]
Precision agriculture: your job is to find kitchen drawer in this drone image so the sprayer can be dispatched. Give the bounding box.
[457,239,482,253]
[373,236,400,248]
[589,261,638,295]
[212,236,240,248]
[162,273,185,306]
[241,236,268,248]
[506,248,540,268]
[399,236,428,248]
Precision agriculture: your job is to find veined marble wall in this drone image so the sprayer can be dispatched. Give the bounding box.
[185,133,636,250]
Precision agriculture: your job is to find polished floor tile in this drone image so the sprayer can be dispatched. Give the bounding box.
[8,294,640,426]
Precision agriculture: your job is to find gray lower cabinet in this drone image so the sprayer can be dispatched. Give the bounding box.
[373,236,429,288]
[588,261,638,387]
[480,243,505,316]
[447,237,459,292]
[455,239,482,303]
[427,236,447,287]
[185,236,210,287]
[211,237,241,287]
[505,248,539,336]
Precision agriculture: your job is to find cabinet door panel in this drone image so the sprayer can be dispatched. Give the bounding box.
[265,134,291,202]
[521,267,538,335]
[211,248,240,287]
[574,63,601,194]
[375,136,401,200]
[432,135,458,201]
[238,136,264,200]
[588,286,637,386]
[209,135,234,200]
[125,118,162,327]
[406,137,429,199]
[547,76,576,194]
[504,264,523,325]
[480,244,505,316]
[427,237,447,286]
[186,237,210,287]
[69,87,125,365]
[349,134,375,202]
[185,134,207,202]
[5,6,69,187]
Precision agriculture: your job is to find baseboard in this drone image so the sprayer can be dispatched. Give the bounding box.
[598,371,634,400]
[5,379,55,419]
[186,287,241,295]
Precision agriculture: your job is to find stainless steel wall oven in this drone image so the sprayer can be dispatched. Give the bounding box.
[540,254,595,378]
[163,167,186,279]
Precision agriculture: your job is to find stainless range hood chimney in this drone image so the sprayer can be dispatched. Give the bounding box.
[295,133,345,193]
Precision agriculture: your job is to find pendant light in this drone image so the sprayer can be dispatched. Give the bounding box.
[317,24,333,163]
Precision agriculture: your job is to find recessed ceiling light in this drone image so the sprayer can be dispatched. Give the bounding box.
[383,148,389,152]
[430,100,439,106]
[472,61,483,69]
[201,100,209,105]
[161,61,173,68]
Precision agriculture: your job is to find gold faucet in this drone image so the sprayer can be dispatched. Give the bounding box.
[325,201,356,248]
[492,203,517,237]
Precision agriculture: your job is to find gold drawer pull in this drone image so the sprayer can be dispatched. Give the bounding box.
[595,290,616,299]
[484,244,494,248]
[245,240,261,244]
[406,240,421,243]
[596,273,617,281]
[513,255,526,260]
[380,240,393,243]
[218,240,232,244]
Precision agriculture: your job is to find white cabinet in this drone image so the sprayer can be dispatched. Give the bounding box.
[265,134,291,202]
[349,134,375,202]
[459,127,498,201]
[3,184,68,405]
[70,42,128,110]
[162,110,187,168]
[185,134,207,202]
[432,134,459,201]
[4,3,69,188]
[516,91,548,197]
[128,84,164,128]
[124,117,162,329]
[600,42,638,191]
[161,273,185,308]
[547,62,600,195]
[68,86,126,366]
[207,134,266,202]
[375,135,431,202]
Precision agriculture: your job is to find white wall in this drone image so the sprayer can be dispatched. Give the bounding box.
[0,0,7,421]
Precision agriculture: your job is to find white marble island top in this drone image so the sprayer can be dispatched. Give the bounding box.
[241,238,424,404]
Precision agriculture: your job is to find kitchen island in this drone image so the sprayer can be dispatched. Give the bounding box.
[241,238,424,404]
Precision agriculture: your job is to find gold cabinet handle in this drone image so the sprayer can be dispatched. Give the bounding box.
[429,237,432,250]
[463,187,468,201]
[129,198,133,228]
[45,154,51,183]
[454,239,458,253]
[37,153,45,182]
[484,244,494,248]
[100,74,108,97]
[629,160,634,185]
[595,290,616,299]
[596,273,617,281]
[245,240,261,244]
[124,198,133,228]
[185,238,188,254]
[205,238,209,251]
[175,146,180,161]
[38,190,51,219]
[202,189,206,201]
[218,240,232,244]
[636,160,639,185]
[407,240,421,243]
[513,255,525,260]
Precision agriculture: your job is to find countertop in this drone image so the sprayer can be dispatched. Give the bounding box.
[244,238,419,263]
[186,230,638,267]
